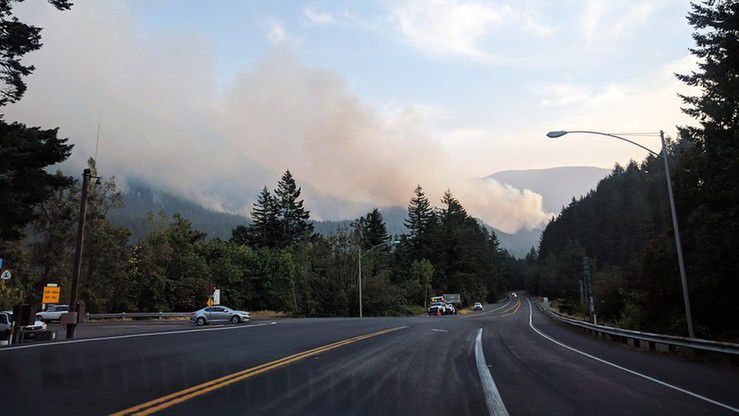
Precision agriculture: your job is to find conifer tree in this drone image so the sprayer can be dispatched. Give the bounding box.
[404,184,433,239]
[275,170,313,246]
[248,187,281,248]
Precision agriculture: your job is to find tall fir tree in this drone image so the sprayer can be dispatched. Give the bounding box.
[0,0,73,240]
[404,184,433,239]
[275,170,313,246]
[248,187,281,248]
[359,208,390,249]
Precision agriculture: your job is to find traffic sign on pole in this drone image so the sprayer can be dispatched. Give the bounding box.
[1,270,10,280]
[42,286,61,303]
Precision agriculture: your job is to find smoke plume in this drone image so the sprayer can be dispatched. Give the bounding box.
[6,1,551,233]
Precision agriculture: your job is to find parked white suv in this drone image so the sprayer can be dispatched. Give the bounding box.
[36,304,69,322]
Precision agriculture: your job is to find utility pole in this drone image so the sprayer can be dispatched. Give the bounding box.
[66,169,92,339]
[358,244,363,318]
[660,131,694,338]
[582,256,596,325]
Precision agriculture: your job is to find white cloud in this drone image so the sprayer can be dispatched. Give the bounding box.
[579,1,655,47]
[535,83,592,107]
[265,20,286,44]
[303,6,334,25]
[388,0,501,60]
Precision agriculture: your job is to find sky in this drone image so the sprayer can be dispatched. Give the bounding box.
[5,0,697,233]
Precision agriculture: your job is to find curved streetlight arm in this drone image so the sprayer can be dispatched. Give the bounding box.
[559,130,659,156]
[545,128,694,337]
[359,241,396,259]
[357,240,397,318]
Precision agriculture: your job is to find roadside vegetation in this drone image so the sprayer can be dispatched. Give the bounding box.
[0,164,515,316]
[524,1,738,341]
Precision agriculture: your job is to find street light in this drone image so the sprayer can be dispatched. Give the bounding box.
[357,240,399,318]
[546,129,694,337]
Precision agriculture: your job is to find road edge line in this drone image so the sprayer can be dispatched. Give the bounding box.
[0,321,278,352]
[475,328,510,416]
[525,298,739,414]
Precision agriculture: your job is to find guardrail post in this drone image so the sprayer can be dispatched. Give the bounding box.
[648,341,656,351]
[668,344,676,354]
[633,339,640,348]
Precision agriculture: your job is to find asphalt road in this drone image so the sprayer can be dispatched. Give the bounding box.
[2,295,738,415]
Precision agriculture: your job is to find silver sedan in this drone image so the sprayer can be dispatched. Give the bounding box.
[190,306,250,326]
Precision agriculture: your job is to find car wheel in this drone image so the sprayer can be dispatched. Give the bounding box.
[231,316,241,324]
[196,317,206,326]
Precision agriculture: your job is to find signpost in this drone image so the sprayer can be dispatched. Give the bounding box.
[213,289,221,305]
[443,293,461,305]
[42,286,61,304]
[582,256,597,325]
[1,270,10,280]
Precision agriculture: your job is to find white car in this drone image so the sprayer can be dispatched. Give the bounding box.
[473,302,483,311]
[0,311,12,336]
[21,320,48,332]
[36,304,69,322]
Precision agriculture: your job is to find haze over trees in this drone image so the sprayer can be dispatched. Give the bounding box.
[525,0,739,341]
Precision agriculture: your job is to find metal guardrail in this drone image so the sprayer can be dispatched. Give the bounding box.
[85,312,191,320]
[535,300,739,356]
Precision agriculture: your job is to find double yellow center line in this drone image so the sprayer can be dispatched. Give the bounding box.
[500,298,522,317]
[111,326,407,416]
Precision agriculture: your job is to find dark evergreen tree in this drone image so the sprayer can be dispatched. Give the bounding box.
[275,170,313,246]
[404,184,433,238]
[359,208,390,249]
[0,0,72,106]
[0,0,73,240]
[0,121,73,240]
[244,187,281,248]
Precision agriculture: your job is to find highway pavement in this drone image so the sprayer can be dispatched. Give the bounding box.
[2,295,737,415]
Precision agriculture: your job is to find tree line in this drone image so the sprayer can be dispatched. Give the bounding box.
[524,1,738,341]
[0,162,514,315]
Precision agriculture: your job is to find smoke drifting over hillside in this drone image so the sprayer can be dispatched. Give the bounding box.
[6,1,551,233]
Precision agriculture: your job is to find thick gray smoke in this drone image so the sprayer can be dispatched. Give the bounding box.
[6,1,551,233]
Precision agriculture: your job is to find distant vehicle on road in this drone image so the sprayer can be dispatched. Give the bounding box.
[428,302,446,316]
[473,302,483,311]
[445,303,457,315]
[36,304,69,322]
[191,306,250,326]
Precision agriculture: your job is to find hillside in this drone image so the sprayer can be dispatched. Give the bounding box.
[488,166,610,213]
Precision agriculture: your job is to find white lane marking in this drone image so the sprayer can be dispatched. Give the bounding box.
[526,298,739,414]
[0,321,278,352]
[430,329,448,333]
[475,328,511,416]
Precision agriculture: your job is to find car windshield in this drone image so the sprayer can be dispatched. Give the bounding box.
[3,2,738,415]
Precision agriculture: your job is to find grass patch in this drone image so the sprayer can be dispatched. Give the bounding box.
[250,310,291,319]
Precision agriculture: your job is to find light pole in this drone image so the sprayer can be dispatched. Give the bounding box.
[357,240,399,318]
[546,129,694,337]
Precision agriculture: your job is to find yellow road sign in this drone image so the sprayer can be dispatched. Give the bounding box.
[207,297,214,307]
[42,286,61,304]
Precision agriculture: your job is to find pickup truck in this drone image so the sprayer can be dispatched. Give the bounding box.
[36,304,69,321]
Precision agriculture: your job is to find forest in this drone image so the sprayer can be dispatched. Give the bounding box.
[0,163,516,316]
[524,1,738,341]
